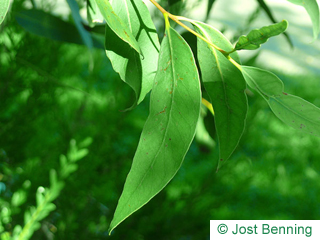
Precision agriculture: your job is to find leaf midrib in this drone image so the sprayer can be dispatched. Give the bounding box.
[121,29,176,208]
[124,0,132,33]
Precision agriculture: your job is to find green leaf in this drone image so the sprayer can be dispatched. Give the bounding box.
[235,20,288,51]
[168,0,185,16]
[256,0,293,48]
[194,21,248,167]
[242,66,320,136]
[87,0,104,27]
[105,0,160,107]
[95,0,141,54]
[66,0,93,49]
[287,0,320,40]
[270,94,320,136]
[206,0,216,21]
[109,26,201,233]
[241,66,283,97]
[0,0,10,25]
[15,9,103,48]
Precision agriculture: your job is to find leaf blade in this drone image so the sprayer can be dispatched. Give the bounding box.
[109,26,201,233]
[66,0,93,50]
[241,66,284,97]
[0,0,10,25]
[287,0,320,40]
[95,0,141,54]
[241,66,320,136]
[256,0,293,48]
[269,94,320,136]
[194,22,248,166]
[15,9,103,48]
[235,20,288,51]
[87,0,104,27]
[104,0,160,107]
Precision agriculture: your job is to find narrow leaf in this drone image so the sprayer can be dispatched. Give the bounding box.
[194,21,248,166]
[0,0,10,25]
[241,66,284,97]
[269,94,320,136]
[235,20,288,51]
[206,0,216,21]
[287,0,320,40]
[242,66,320,136]
[66,0,93,49]
[105,0,160,107]
[95,0,141,54]
[87,0,104,27]
[256,0,293,48]
[15,9,103,48]
[109,26,201,233]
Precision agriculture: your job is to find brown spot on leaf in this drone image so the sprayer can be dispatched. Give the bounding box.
[157,106,167,115]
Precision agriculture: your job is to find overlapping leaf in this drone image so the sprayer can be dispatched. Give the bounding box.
[242,66,320,136]
[235,20,288,50]
[256,0,293,48]
[87,0,104,27]
[95,0,141,54]
[15,9,103,48]
[109,26,201,233]
[206,0,217,21]
[104,0,160,107]
[0,0,10,25]
[66,0,93,50]
[194,21,248,167]
[287,0,320,40]
[241,66,283,97]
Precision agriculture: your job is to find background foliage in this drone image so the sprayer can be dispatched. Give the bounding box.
[1,0,320,239]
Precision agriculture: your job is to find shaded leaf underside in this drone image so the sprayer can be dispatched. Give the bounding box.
[242,66,320,136]
[194,21,248,166]
[105,0,160,108]
[109,26,201,233]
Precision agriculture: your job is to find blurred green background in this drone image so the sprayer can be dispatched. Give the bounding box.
[1,0,320,239]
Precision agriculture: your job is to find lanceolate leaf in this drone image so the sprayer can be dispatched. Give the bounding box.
[95,0,141,54]
[287,0,320,40]
[66,0,93,49]
[109,26,201,233]
[241,66,283,97]
[0,0,10,25]
[256,0,293,48]
[269,94,320,136]
[87,0,104,27]
[15,9,103,48]
[235,20,288,51]
[206,0,216,21]
[105,0,160,107]
[242,66,320,136]
[194,21,248,167]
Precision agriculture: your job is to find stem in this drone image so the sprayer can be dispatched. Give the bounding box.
[150,0,242,72]
[149,0,227,55]
[175,16,227,55]
[202,98,214,115]
[228,56,242,71]
[149,0,167,15]
[164,13,170,30]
